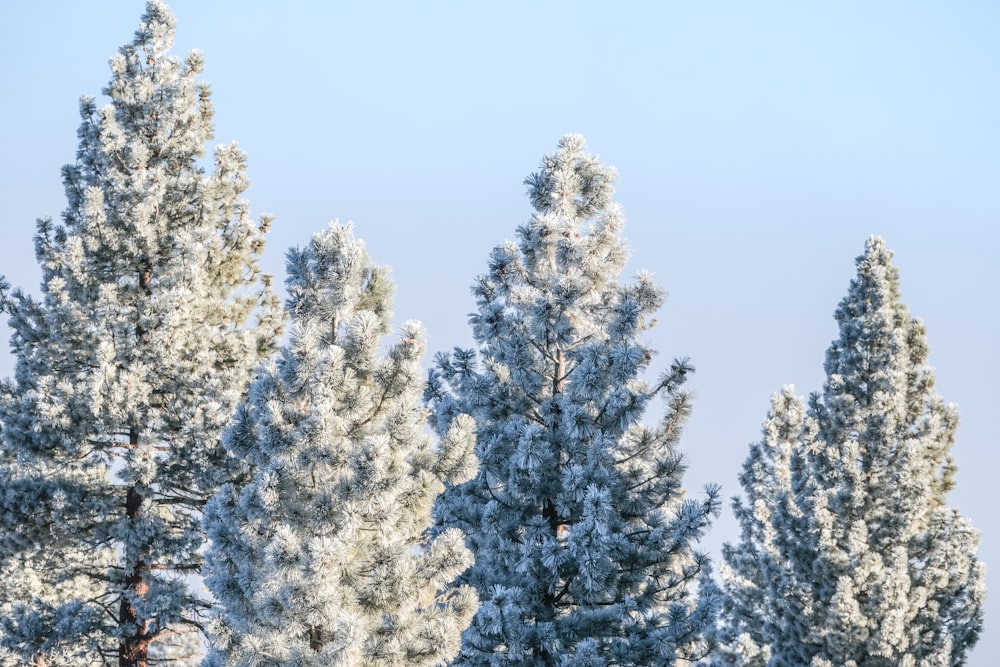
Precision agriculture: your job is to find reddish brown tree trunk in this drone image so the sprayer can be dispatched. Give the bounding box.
[119,428,151,667]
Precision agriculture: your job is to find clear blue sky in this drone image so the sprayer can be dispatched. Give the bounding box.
[1,2,997,662]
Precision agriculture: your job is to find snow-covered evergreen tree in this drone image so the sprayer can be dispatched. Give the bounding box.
[426,135,720,666]
[202,222,479,667]
[711,237,986,667]
[0,2,282,664]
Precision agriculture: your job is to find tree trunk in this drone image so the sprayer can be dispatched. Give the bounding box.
[309,625,324,651]
[119,427,151,667]
[533,348,566,666]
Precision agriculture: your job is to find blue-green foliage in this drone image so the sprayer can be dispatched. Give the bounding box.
[426,135,720,666]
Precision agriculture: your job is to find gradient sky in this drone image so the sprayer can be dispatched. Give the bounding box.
[1,2,997,663]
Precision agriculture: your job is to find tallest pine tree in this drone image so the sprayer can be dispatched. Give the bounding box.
[0,2,282,665]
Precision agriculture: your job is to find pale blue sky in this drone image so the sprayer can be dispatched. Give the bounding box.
[1,2,997,663]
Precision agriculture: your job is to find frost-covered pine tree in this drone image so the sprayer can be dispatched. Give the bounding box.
[711,237,986,667]
[202,222,479,667]
[426,135,720,666]
[0,2,282,665]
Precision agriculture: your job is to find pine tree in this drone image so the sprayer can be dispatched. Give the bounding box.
[202,222,479,667]
[0,2,282,664]
[712,237,986,666]
[426,135,720,667]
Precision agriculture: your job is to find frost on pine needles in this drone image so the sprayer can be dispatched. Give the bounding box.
[426,135,720,666]
[0,2,282,664]
[203,222,479,667]
[709,237,986,667]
